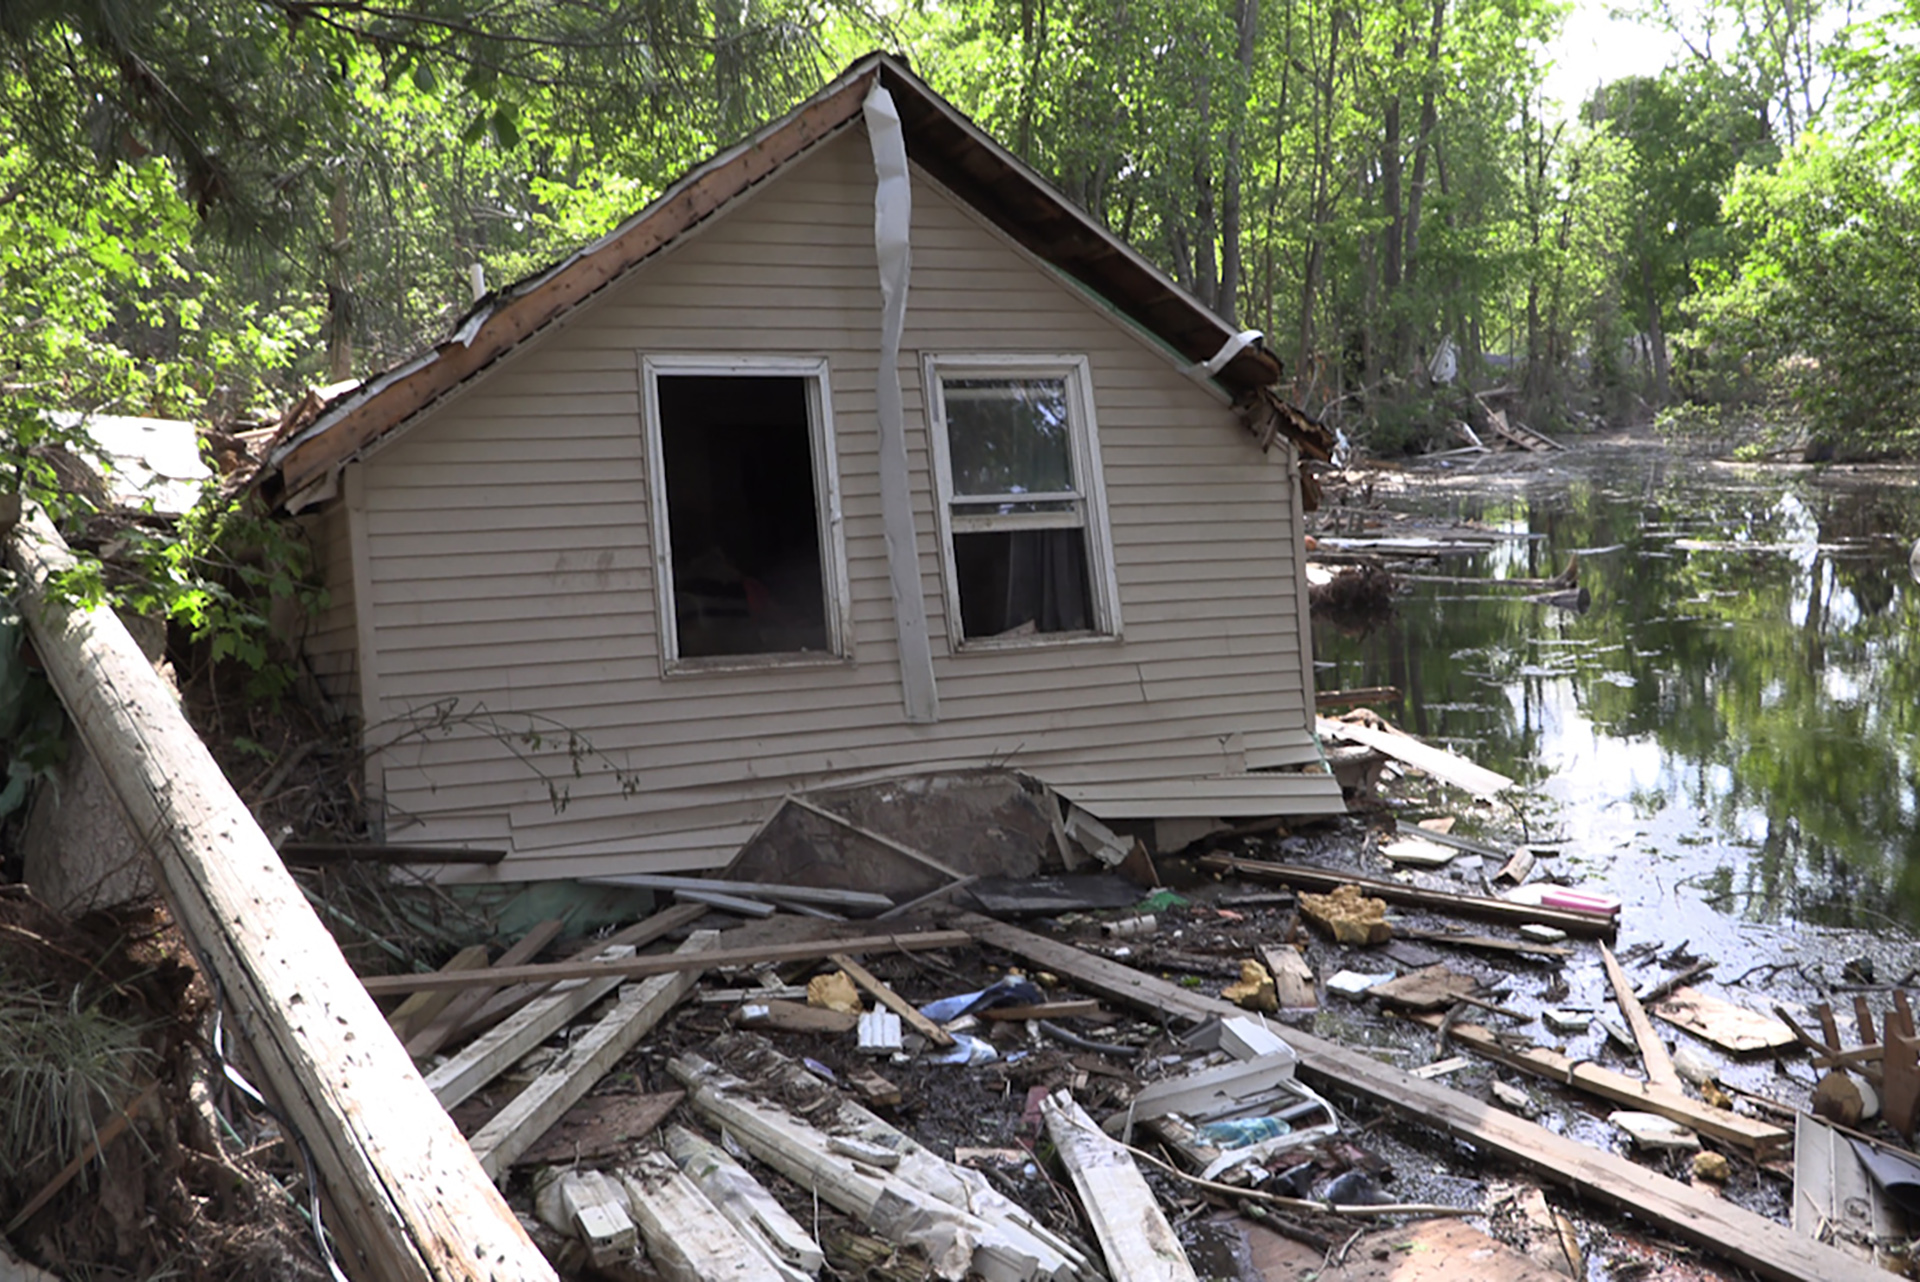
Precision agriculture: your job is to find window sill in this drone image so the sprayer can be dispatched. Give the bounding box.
[663,651,853,677]
[948,629,1122,654]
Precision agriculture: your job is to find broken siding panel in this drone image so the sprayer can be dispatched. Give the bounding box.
[353,126,1317,879]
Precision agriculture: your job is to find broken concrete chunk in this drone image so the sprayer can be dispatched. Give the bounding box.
[1298,884,1392,945]
[1491,1080,1536,1116]
[1610,1111,1700,1151]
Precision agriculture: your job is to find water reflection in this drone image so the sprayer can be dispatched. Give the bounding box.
[1314,453,1920,932]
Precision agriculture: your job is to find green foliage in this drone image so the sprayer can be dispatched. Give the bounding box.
[1689,136,1920,457]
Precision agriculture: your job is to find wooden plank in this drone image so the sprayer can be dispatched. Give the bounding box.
[584,873,895,912]
[982,1000,1106,1022]
[1200,855,1614,938]
[666,1123,825,1281]
[622,1151,789,1282]
[422,904,707,1109]
[1601,943,1681,1091]
[1431,1019,1790,1159]
[1884,994,1919,1139]
[830,952,956,1048]
[1316,717,1513,797]
[362,928,972,995]
[1653,987,1797,1055]
[5,504,554,1282]
[386,944,490,1042]
[1370,964,1479,1014]
[1395,927,1573,961]
[730,999,859,1035]
[1260,946,1319,1010]
[469,931,718,1178]
[405,918,565,1058]
[1041,1090,1198,1282]
[954,913,1870,1282]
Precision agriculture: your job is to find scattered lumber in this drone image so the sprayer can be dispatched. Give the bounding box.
[5,503,554,1282]
[1315,717,1513,798]
[361,928,972,996]
[1600,943,1681,1091]
[1260,946,1318,1010]
[983,999,1105,1022]
[1884,993,1920,1138]
[670,1050,1087,1282]
[1653,987,1797,1055]
[468,931,719,1178]
[513,1091,684,1168]
[667,1124,825,1282]
[1199,855,1613,938]
[405,918,566,1058]
[623,1151,787,1282]
[1369,964,1480,1014]
[831,952,955,1048]
[1394,927,1572,961]
[386,943,489,1043]
[731,999,858,1035]
[1041,1090,1197,1282]
[955,913,1868,1282]
[1430,1019,1790,1159]
[534,1169,635,1269]
[583,873,894,914]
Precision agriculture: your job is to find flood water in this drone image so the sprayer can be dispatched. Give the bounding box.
[1312,440,1920,959]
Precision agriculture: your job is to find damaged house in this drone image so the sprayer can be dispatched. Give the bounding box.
[261,53,1342,880]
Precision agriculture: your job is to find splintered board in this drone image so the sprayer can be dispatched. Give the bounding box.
[1653,987,1797,1054]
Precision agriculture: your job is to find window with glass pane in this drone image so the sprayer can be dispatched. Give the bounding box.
[935,369,1108,642]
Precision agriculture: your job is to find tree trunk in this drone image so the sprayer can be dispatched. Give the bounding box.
[1639,253,1670,402]
[1295,7,1343,400]
[1217,0,1259,323]
[326,173,353,383]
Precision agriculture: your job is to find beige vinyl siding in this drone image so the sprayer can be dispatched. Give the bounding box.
[297,502,359,715]
[348,124,1327,880]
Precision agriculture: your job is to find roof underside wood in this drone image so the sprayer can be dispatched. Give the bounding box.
[265,53,1289,506]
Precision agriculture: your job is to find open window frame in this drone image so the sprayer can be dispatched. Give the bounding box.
[923,353,1124,651]
[639,354,854,674]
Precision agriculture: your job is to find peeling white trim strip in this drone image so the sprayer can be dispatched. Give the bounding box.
[864,84,939,724]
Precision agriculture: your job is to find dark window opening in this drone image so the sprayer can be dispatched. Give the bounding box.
[953,528,1093,639]
[657,374,829,659]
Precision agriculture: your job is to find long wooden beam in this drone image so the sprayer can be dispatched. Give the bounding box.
[953,913,1876,1282]
[1199,854,1616,938]
[360,929,972,996]
[6,505,554,1282]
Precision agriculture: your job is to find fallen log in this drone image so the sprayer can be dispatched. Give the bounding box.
[5,503,554,1282]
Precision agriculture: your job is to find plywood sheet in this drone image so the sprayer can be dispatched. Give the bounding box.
[1654,987,1796,1054]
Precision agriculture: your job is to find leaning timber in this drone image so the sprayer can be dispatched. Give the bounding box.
[5,504,555,1282]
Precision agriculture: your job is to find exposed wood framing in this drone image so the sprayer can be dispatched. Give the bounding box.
[4,504,553,1282]
[1040,1090,1197,1282]
[404,918,566,1059]
[470,930,719,1177]
[1600,942,1681,1091]
[953,913,1876,1282]
[423,904,707,1109]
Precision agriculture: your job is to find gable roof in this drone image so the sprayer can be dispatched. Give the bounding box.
[265,52,1288,508]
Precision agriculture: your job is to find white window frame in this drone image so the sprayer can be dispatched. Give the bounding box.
[923,353,1123,650]
[639,354,853,673]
